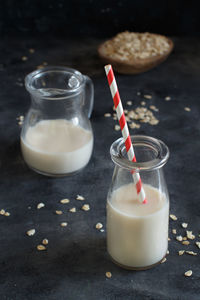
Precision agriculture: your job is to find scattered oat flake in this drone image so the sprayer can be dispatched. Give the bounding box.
[166,250,169,255]
[186,251,197,256]
[76,195,85,201]
[149,119,159,125]
[176,235,183,242]
[129,122,141,129]
[16,82,23,87]
[150,105,159,112]
[100,229,105,232]
[186,231,195,240]
[144,95,152,99]
[141,101,146,106]
[0,209,5,215]
[29,48,35,53]
[182,241,190,245]
[55,210,63,215]
[37,203,45,209]
[170,214,177,221]
[195,241,200,249]
[26,229,35,236]
[37,245,46,251]
[17,115,24,121]
[69,207,76,213]
[60,198,70,204]
[184,107,191,112]
[96,223,103,230]
[184,270,192,277]
[178,250,185,256]
[127,101,132,106]
[165,96,171,101]
[19,115,24,121]
[37,65,44,69]
[182,223,188,228]
[168,237,171,241]
[182,237,187,240]
[82,204,90,211]
[22,56,28,61]
[61,222,68,227]
[42,239,48,245]
[106,271,112,278]
[104,113,111,117]
[4,212,10,216]
[161,257,167,263]
[172,229,177,234]
[114,125,120,131]
[124,109,128,114]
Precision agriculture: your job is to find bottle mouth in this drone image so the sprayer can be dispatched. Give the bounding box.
[25,66,84,100]
[110,135,169,172]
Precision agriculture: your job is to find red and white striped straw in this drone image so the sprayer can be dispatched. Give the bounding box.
[104,64,147,204]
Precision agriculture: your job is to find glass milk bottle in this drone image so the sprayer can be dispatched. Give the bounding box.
[20,66,94,176]
[107,135,170,270]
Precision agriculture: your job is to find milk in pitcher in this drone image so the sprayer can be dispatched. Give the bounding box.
[21,119,93,175]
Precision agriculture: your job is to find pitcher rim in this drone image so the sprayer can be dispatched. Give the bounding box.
[25,66,85,99]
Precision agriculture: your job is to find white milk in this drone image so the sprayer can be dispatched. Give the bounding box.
[21,119,93,175]
[107,183,169,269]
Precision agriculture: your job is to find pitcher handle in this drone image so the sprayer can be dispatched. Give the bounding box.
[83,75,94,119]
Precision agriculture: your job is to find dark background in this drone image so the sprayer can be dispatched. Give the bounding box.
[0,1,200,300]
[1,0,200,38]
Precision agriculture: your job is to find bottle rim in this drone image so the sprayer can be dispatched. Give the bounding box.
[110,135,169,172]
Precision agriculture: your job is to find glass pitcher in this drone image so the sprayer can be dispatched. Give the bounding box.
[20,66,94,177]
[107,135,170,270]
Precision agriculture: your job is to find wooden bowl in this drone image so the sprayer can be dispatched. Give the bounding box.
[98,32,174,74]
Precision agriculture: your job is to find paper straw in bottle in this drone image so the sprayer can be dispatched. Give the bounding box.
[104,64,147,204]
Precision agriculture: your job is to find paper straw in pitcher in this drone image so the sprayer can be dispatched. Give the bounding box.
[104,64,147,204]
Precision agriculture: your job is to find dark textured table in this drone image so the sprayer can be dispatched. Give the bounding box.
[0,36,200,300]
